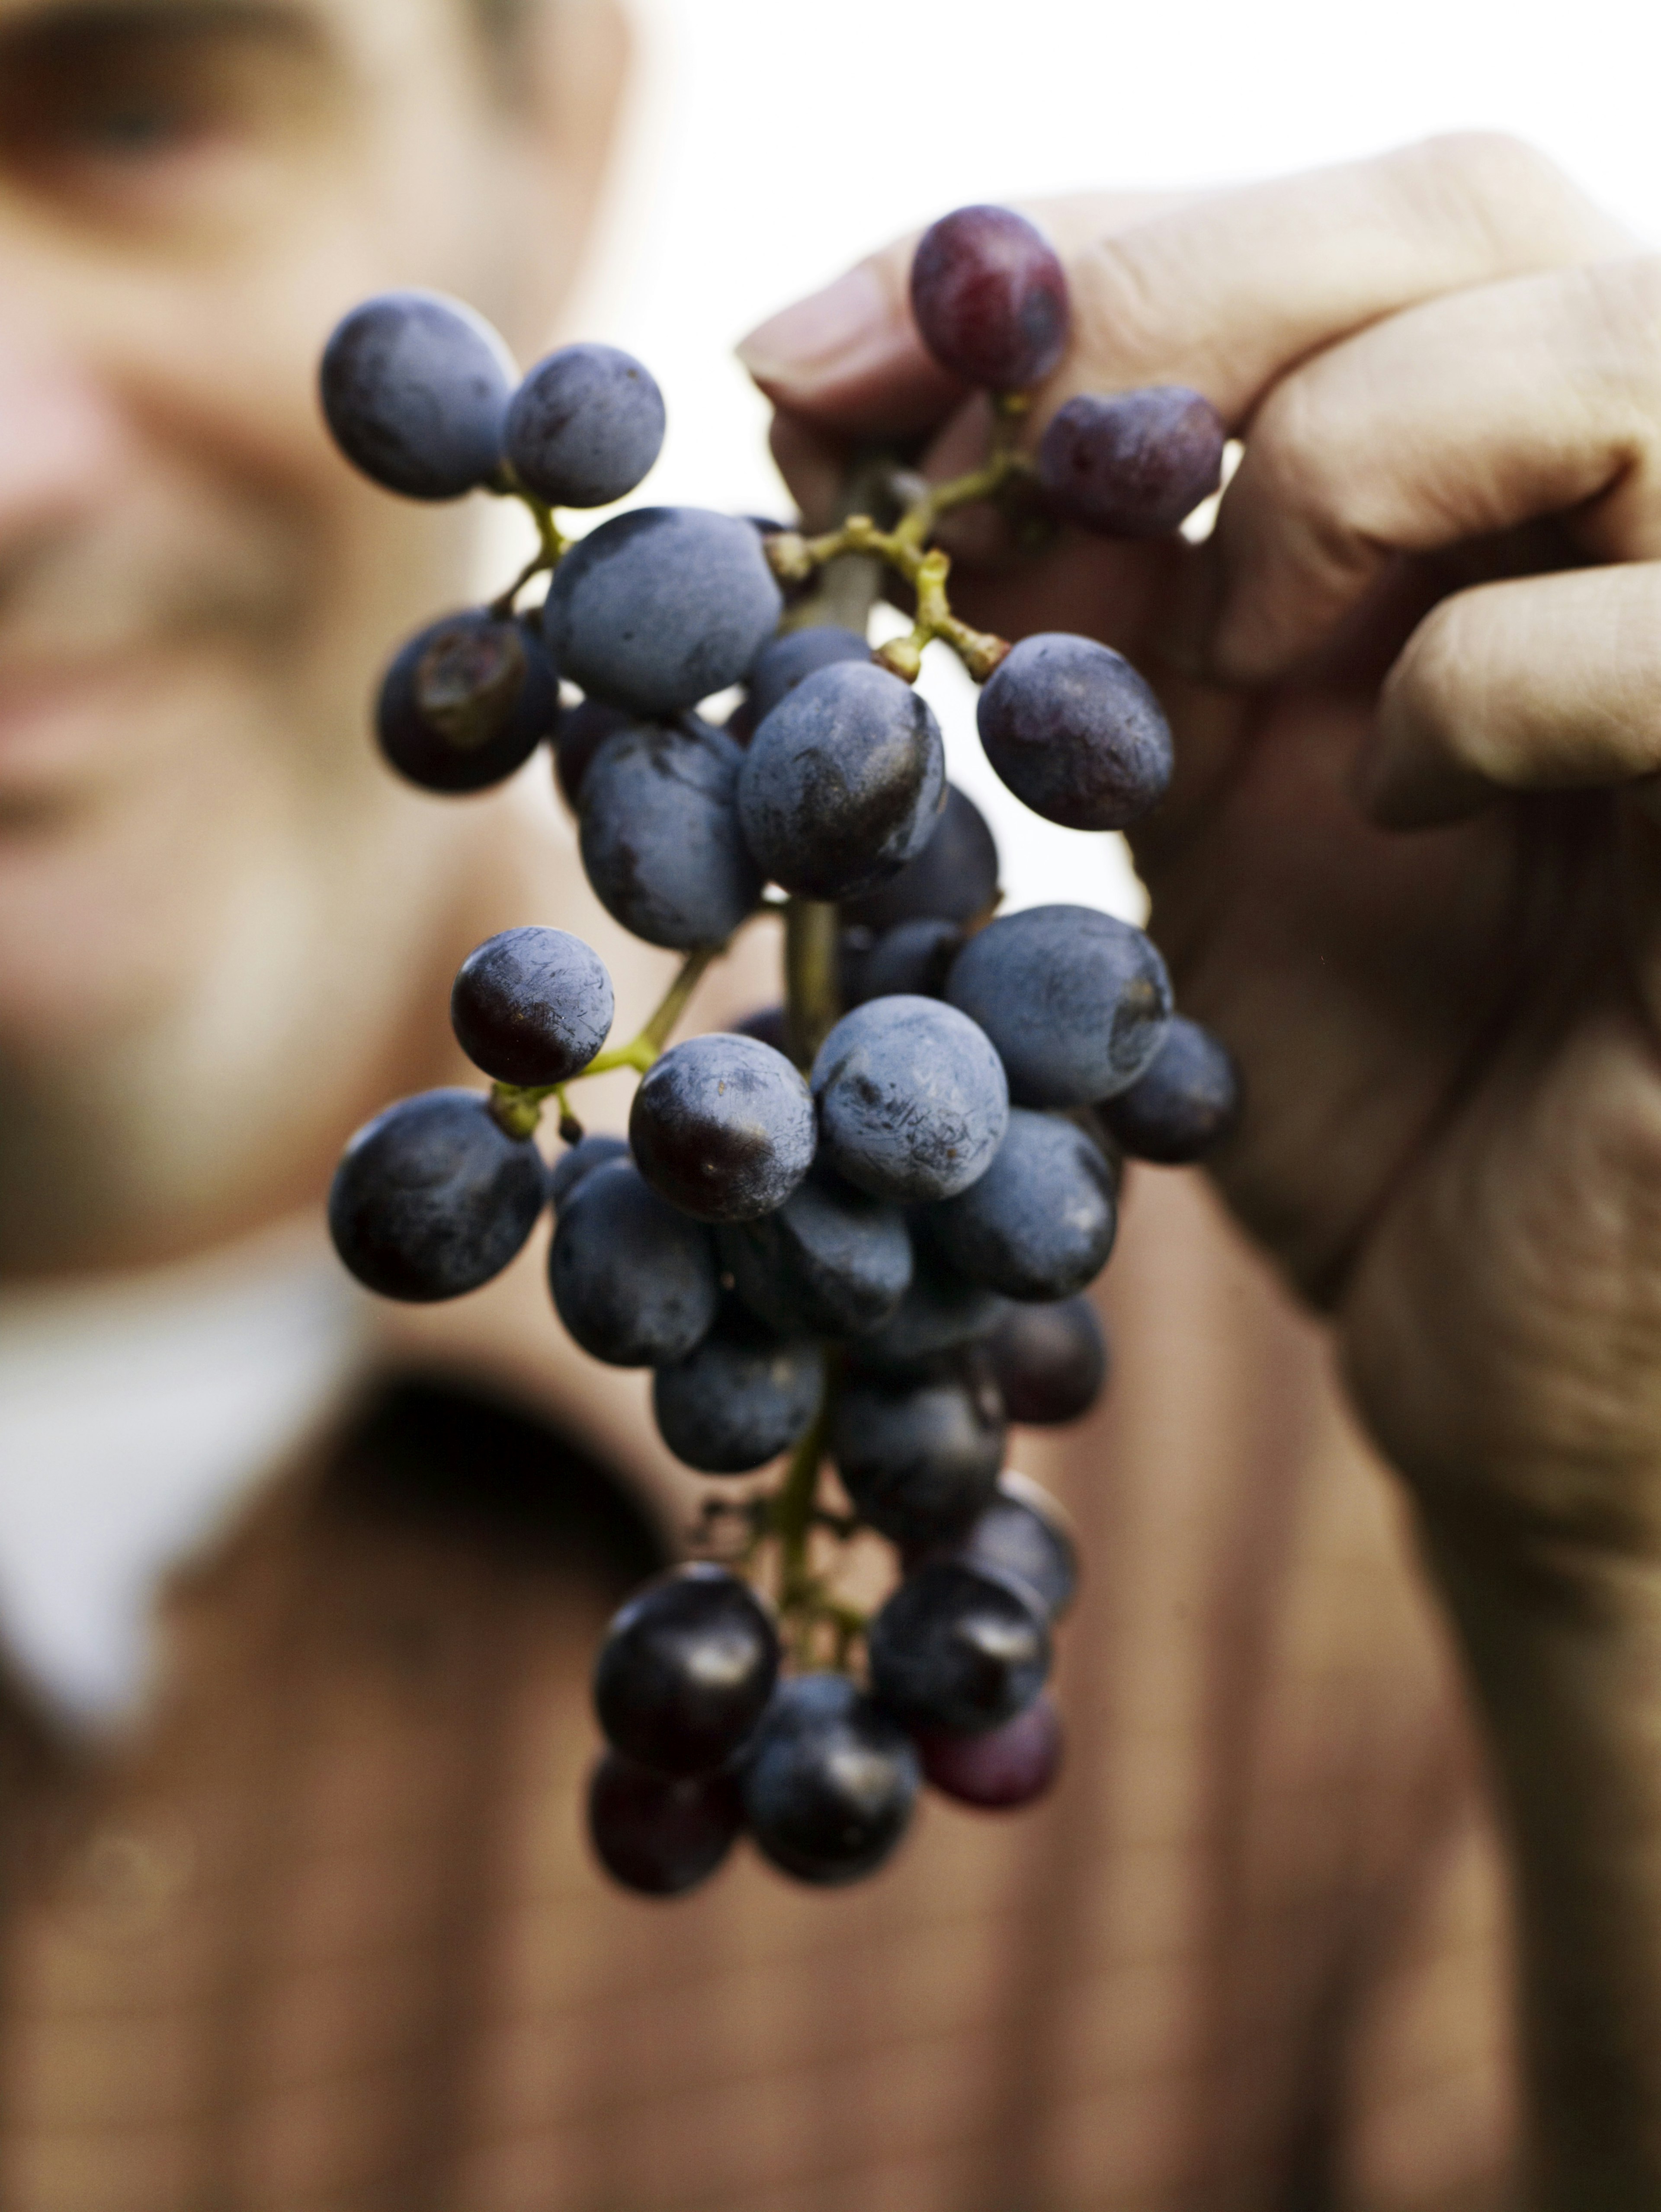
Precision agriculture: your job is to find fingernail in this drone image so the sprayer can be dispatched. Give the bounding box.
[738,263,894,389]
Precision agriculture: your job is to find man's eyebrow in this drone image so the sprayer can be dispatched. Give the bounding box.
[0,0,324,37]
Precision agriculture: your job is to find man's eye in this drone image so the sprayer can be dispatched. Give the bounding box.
[74,102,197,157]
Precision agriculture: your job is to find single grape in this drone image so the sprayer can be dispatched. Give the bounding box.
[738,662,946,901]
[587,1753,744,1896]
[717,1169,912,1339]
[811,996,1008,1204]
[947,905,1171,1107]
[914,1695,1063,1811]
[544,507,781,715]
[503,343,666,507]
[376,609,557,793]
[866,1560,1050,1734]
[1100,1015,1242,1163]
[841,784,999,933]
[593,1562,779,1775]
[984,1297,1108,1426]
[328,1088,546,1302]
[449,926,613,1088]
[652,1309,821,1474]
[831,1361,1006,1545]
[552,696,631,811]
[548,1133,631,1211]
[976,633,1173,833]
[578,718,761,950]
[1037,386,1226,538]
[630,1034,816,1224]
[858,917,962,1004]
[850,1244,1007,1373]
[741,1673,920,1887]
[926,1108,1117,1301]
[745,624,872,725]
[913,1471,1079,1621]
[319,289,516,500]
[732,1003,789,1057]
[909,205,1070,393]
[547,1158,719,1366]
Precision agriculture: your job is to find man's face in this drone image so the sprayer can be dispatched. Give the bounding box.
[0,0,619,1265]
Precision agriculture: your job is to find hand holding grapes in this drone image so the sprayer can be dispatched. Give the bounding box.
[748,137,1661,2201]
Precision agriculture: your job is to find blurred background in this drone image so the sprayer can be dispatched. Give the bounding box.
[519,0,1661,919]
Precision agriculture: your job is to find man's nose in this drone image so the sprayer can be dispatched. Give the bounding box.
[0,310,127,559]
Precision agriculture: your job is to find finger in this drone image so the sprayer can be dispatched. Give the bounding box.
[737,193,1183,434]
[1055,134,1629,431]
[1357,563,1661,827]
[739,138,1627,447]
[1205,256,1661,683]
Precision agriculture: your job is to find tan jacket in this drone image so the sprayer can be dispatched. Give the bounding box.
[0,1171,1515,2210]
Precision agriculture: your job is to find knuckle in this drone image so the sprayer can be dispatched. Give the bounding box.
[1402,129,1572,216]
[1067,230,1177,374]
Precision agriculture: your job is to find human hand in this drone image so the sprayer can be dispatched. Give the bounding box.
[741,138,1661,1558]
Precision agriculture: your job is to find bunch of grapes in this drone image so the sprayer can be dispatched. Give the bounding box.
[319,206,1240,1897]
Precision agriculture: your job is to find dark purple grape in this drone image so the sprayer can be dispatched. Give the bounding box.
[593,1563,779,1776]
[718,1170,912,1340]
[926,1109,1116,1302]
[733,1004,789,1056]
[977,633,1173,832]
[859,917,962,1003]
[652,1309,821,1474]
[811,996,1007,1204]
[914,1695,1063,1810]
[328,1088,546,1303]
[914,1471,1079,1621]
[578,719,761,950]
[741,1673,920,1886]
[449,926,613,1087]
[552,696,631,811]
[1100,1015,1242,1163]
[947,905,1171,1107]
[850,1244,1007,1373]
[549,1133,631,1210]
[738,662,945,901]
[746,625,872,724]
[548,1158,719,1366]
[503,343,665,507]
[544,507,781,715]
[867,1560,1049,1734]
[984,1297,1108,1426]
[630,1035,816,1225]
[909,205,1070,393]
[842,785,999,933]
[588,1753,744,1896]
[375,609,558,793]
[319,290,514,500]
[1038,385,1226,538]
[832,1362,1006,1545]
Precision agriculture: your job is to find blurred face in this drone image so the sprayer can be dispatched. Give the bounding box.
[0,0,622,1269]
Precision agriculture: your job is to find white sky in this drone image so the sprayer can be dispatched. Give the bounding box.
[526,0,1661,921]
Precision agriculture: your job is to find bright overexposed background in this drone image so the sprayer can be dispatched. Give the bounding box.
[525,0,1661,920]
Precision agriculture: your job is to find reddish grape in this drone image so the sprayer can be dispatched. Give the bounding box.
[915,1694,1063,1810]
[1038,386,1226,538]
[909,205,1070,393]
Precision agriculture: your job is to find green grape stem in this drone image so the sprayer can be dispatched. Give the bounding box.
[764,433,1031,682]
[487,476,569,618]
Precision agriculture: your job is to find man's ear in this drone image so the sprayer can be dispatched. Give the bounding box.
[498,0,632,351]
